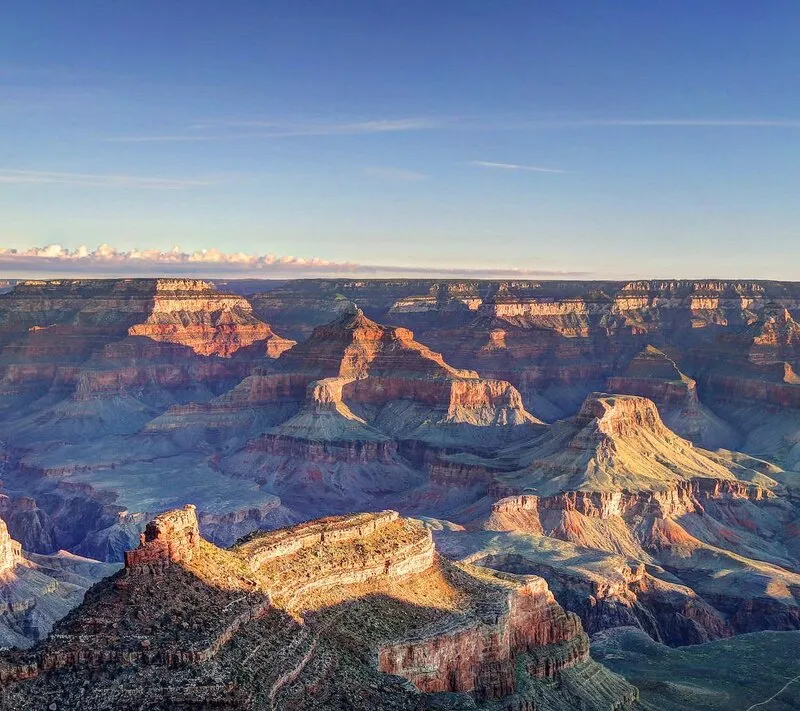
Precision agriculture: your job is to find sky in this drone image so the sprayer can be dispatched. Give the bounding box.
[1,1,799,280]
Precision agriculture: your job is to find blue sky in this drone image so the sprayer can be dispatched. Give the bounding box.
[1,1,799,278]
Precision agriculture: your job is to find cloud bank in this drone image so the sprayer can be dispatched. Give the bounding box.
[0,244,587,279]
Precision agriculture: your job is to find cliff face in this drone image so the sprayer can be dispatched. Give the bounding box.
[378,576,587,699]
[0,507,634,711]
[125,280,294,358]
[124,505,200,571]
[0,517,22,575]
[0,514,116,649]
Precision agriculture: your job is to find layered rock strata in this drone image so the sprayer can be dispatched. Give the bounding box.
[0,507,634,711]
[378,575,587,699]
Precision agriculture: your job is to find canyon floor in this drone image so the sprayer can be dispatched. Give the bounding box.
[1,277,799,708]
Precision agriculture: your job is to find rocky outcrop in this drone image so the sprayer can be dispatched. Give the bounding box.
[124,505,200,572]
[0,508,637,710]
[748,305,800,367]
[244,515,436,604]
[0,515,117,650]
[607,346,738,449]
[126,279,294,358]
[378,575,587,699]
[0,518,22,575]
[489,393,745,500]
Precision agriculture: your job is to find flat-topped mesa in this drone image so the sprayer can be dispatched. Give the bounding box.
[127,283,290,358]
[0,517,22,576]
[238,510,401,569]
[574,392,670,440]
[124,505,200,572]
[235,512,436,596]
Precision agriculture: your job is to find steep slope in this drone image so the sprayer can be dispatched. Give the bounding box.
[479,394,800,639]
[607,345,738,450]
[492,393,743,496]
[0,506,636,711]
[433,527,731,647]
[153,308,541,513]
[0,516,117,649]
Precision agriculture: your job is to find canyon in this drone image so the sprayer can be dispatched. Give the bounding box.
[0,277,798,708]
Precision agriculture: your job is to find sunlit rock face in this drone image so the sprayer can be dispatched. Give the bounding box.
[127,279,295,358]
[0,277,799,691]
[0,507,636,710]
[464,392,800,642]
[0,518,21,575]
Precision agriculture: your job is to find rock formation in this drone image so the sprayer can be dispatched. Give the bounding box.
[0,515,116,649]
[607,345,738,449]
[469,393,800,639]
[0,518,22,576]
[0,506,635,710]
[1,276,800,696]
[127,279,294,358]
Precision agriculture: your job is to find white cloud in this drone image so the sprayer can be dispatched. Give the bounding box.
[470,161,567,174]
[0,243,588,279]
[0,169,214,189]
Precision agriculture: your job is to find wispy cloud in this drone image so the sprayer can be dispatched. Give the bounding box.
[100,114,800,144]
[470,160,567,174]
[0,169,214,190]
[488,117,800,130]
[0,243,588,279]
[561,118,800,128]
[104,117,451,143]
[363,166,428,182]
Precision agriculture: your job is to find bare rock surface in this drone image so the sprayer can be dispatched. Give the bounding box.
[0,506,636,710]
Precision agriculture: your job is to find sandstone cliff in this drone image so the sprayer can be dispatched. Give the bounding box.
[0,515,116,649]
[0,506,635,711]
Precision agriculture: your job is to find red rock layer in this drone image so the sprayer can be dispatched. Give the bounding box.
[124,505,200,571]
[126,280,292,358]
[378,576,586,700]
[487,478,770,531]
